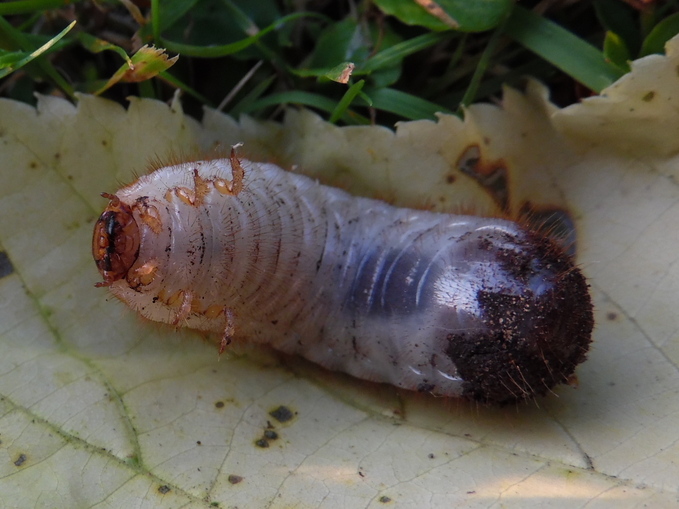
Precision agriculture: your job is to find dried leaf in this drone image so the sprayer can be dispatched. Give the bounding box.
[2,36,679,507]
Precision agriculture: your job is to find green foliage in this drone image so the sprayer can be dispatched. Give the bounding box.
[504,6,625,93]
[1,0,679,125]
[372,0,513,32]
[640,12,679,56]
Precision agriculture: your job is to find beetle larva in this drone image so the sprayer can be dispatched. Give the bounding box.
[93,151,593,403]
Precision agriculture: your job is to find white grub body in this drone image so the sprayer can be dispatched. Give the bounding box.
[94,156,593,403]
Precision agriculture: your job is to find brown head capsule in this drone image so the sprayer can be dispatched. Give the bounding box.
[92,192,140,287]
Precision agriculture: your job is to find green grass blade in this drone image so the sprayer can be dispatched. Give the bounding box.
[363,88,452,120]
[640,12,679,56]
[155,12,326,58]
[78,32,131,65]
[594,0,641,56]
[0,0,80,16]
[0,19,75,81]
[329,80,365,123]
[504,5,625,92]
[458,16,507,110]
[603,31,631,72]
[358,31,451,74]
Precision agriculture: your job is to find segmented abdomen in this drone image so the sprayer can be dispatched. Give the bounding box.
[93,157,593,403]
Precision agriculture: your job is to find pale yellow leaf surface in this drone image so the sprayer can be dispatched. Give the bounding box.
[2,37,679,508]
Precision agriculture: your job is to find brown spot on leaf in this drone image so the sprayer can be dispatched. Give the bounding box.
[269,405,295,423]
[456,145,509,212]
